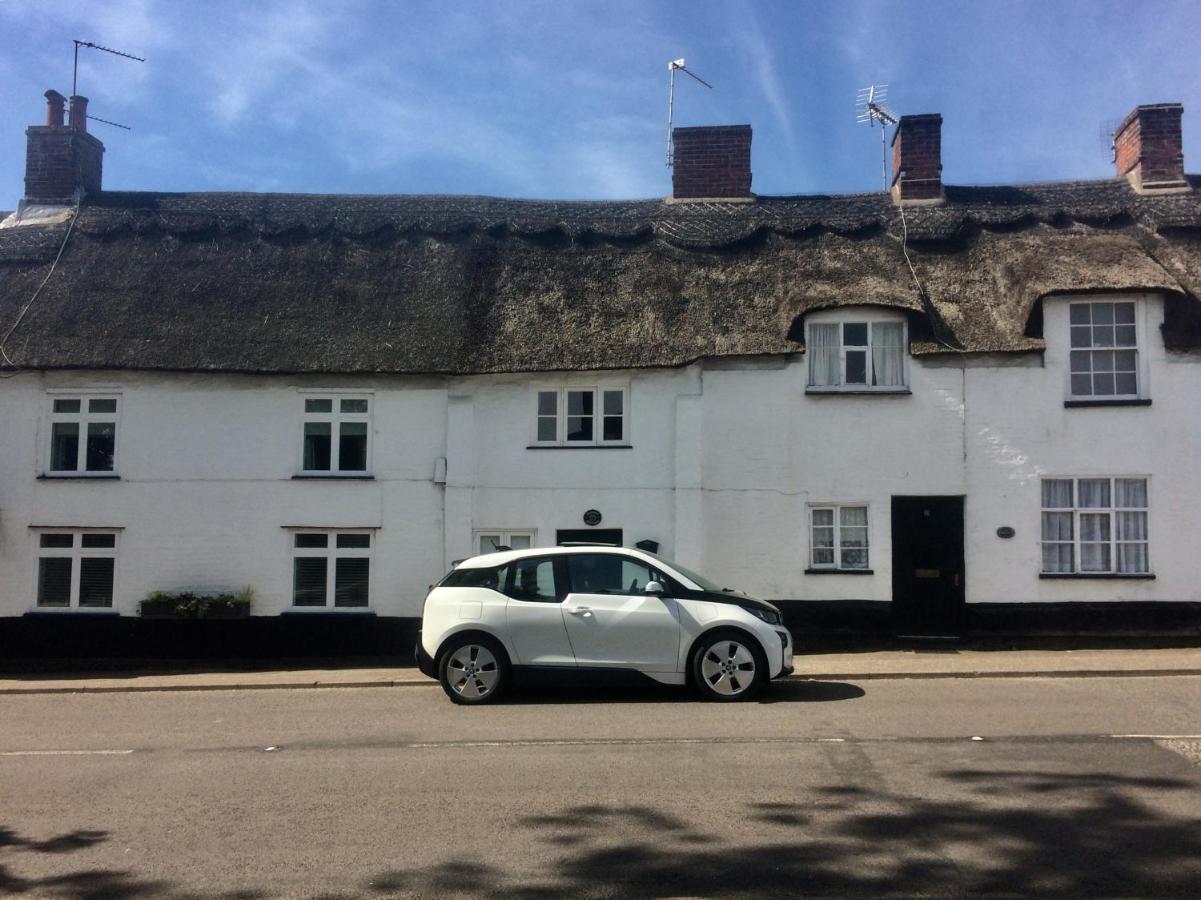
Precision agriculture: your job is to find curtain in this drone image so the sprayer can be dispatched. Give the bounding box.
[1041,479,1073,508]
[1115,478,1147,508]
[808,323,841,386]
[1078,479,1110,508]
[871,322,905,386]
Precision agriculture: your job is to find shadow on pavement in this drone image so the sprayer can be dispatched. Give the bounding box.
[505,678,865,705]
[365,768,1201,898]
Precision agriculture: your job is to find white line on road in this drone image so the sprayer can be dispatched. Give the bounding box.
[1109,734,1201,740]
[0,749,134,756]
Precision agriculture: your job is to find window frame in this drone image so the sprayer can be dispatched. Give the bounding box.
[531,386,629,447]
[473,530,536,556]
[807,504,871,572]
[1040,476,1151,576]
[288,528,375,610]
[297,392,373,476]
[1067,300,1142,401]
[32,528,120,611]
[44,391,121,476]
[804,311,909,393]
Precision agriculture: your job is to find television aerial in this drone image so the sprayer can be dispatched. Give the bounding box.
[666,58,713,167]
[856,84,898,190]
[70,39,145,130]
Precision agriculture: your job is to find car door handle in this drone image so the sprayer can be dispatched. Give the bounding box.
[567,607,592,617]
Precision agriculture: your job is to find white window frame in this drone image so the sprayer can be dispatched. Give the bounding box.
[32,528,120,611]
[807,504,870,571]
[44,392,121,475]
[1040,476,1151,575]
[289,529,375,609]
[473,529,536,555]
[298,392,373,475]
[531,386,629,446]
[804,309,909,393]
[1067,300,1142,400]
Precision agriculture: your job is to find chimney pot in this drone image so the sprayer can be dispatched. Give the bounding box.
[44,90,66,127]
[1113,103,1188,194]
[68,95,89,133]
[671,125,753,200]
[891,114,943,205]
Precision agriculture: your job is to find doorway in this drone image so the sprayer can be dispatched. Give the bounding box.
[890,496,965,637]
[556,529,623,547]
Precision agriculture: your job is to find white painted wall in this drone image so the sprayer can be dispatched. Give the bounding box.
[0,295,1196,620]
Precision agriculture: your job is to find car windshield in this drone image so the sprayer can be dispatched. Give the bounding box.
[646,554,726,592]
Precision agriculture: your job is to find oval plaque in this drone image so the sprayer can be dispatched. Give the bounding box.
[583,509,603,526]
[996,526,1016,539]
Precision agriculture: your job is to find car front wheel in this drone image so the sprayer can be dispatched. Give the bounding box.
[691,630,766,702]
[438,636,509,705]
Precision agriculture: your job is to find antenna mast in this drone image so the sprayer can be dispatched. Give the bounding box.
[856,84,898,190]
[667,58,713,167]
[71,39,145,131]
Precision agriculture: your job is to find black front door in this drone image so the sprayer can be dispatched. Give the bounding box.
[556,529,623,547]
[891,496,965,637]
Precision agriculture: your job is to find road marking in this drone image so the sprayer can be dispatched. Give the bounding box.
[1109,734,1201,740]
[0,749,134,756]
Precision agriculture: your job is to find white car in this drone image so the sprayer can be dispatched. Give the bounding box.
[416,545,793,704]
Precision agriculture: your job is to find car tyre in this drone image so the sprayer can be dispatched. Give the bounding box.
[690,629,766,702]
[438,635,510,705]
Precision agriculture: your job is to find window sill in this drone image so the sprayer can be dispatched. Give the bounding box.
[1039,573,1156,580]
[526,444,633,450]
[804,568,875,575]
[291,474,375,480]
[23,608,120,616]
[280,608,377,616]
[1063,398,1152,408]
[37,474,120,480]
[805,388,911,396]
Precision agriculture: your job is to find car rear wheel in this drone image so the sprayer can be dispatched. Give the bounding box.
[438,636,509,705]
[691,630,765,702]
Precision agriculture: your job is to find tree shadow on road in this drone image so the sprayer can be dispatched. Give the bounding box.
[363,767,1201,898]
[0,825,266,900]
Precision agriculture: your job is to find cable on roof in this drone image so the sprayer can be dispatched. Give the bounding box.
[897,202,960,352]
[0,201,80,376]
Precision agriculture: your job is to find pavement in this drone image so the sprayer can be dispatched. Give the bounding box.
[2,676,1200,897]
[2,643,1201,693]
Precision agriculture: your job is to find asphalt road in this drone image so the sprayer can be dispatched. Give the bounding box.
[2,676,1200,898]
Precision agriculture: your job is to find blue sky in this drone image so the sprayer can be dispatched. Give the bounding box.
[1,0,1198,207]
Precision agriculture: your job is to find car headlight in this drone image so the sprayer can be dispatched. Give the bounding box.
[746,606,781,626]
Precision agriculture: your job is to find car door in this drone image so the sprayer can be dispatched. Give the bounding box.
[503,555,576,666]
[561,553,682,672]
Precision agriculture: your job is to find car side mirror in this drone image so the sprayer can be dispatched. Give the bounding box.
[644,581,665,595]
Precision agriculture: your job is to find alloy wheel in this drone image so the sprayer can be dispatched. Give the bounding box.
[699,640,757,696]
[446,644,500,699]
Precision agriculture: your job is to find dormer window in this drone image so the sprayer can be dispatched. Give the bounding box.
[1069,301,1139,399]
[805,313,907,392]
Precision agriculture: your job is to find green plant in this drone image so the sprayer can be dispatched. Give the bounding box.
[139,587,254,618]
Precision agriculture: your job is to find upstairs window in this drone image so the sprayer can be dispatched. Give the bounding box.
[301,395,371,474]
[36,530,118,609]
[807,320,906,390]
[292,531,372,608]
[475,530,534,555]
[1041,477,1149,574]
[1069,301,1139,398]
[48,396,118,474]
[533,388,627,446]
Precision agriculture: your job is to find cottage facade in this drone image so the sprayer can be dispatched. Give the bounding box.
[1,93,1199,643]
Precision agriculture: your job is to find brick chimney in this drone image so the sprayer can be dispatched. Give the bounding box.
[24,90,104,203]
[891,114,943,205]
[1114,103,1188,194]
[670,125,752,200]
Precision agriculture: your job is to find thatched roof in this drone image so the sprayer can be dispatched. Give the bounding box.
[0,177,1199,374]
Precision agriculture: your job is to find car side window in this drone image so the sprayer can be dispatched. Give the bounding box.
[567,554,661,595]
[443,564,510,593]
[505,557,558,603]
